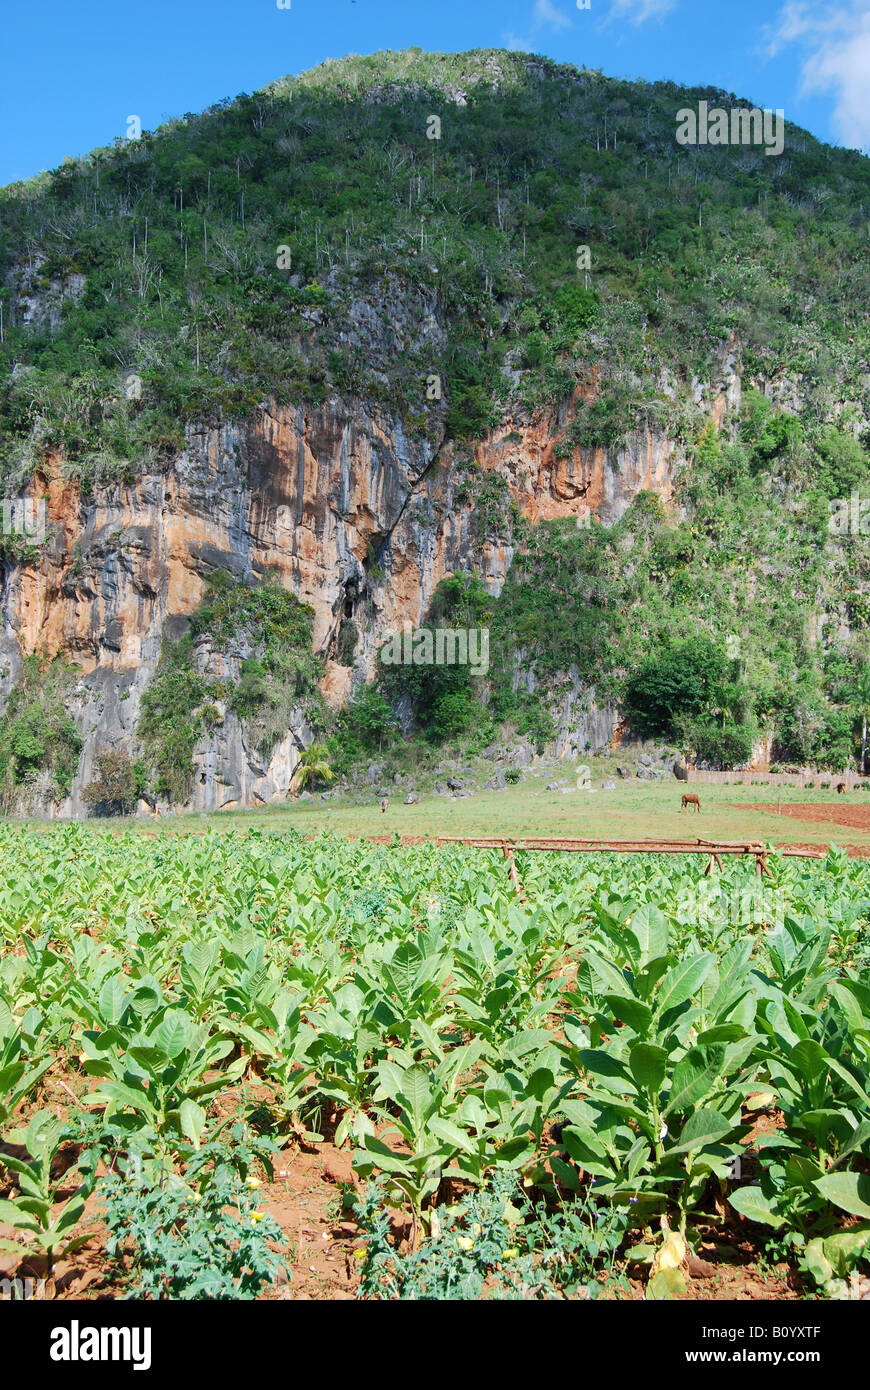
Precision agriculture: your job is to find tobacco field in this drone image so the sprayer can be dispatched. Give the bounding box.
[1,823,870,1300]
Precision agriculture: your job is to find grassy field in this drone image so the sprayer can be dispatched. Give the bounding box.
[22,771,870,849]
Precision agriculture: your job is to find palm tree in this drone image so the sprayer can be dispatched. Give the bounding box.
[291,743,335,795]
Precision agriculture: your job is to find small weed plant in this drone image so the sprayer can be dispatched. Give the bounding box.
[354,1174,630,1300]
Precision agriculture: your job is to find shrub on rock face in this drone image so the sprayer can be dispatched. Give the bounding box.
[82,749,143,816]
[0,655,83,809]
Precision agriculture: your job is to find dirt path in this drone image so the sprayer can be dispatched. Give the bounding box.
[747,802,870,834]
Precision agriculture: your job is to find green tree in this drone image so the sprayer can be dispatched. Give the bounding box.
[292,743,335,793]
[346,686,395,751]
[816,428,868,498]
[623,638,729,739]
[81,749,141,816]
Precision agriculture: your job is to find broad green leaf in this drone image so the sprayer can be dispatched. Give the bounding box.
[562,1121,609,1162]
[790,1039,829,1083]
[729,1186,786,1228]
[0,1199,40,1232]
[577,1049,636,1093]
[626,905,669,967]
[813,1171,870,1220]
[412,1019,444,1061]
[376,1059,407,1106]
[656,952,716,1016]
[808,1226,870,1280]
[356,1138,415,1176]
[54,1196,86,1234]
[665,1046,726,1117]
[89,1080,152,1114]
[402,1065,433,1134]
[26,1110,63,1159]
[179,1098,206,1148]
[629,1043,668,1094]
[550,1155,580,1191]
[826,1056,870,1110]
[695,1024,745,1045]
[98,975,129,1026]
[152,1009,194,1060]
[583,950,632,999]
[427,1115,473,1153]
[666,1107,733,1157]
[646,1268,686,1299]
[495,1136,536,1166]
[563,1015,590,1050]
[604,994,653,1034]
[526,1066,556,1100]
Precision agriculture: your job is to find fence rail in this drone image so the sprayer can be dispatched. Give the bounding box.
[432,834,834,875]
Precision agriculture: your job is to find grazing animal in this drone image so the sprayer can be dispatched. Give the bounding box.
[681,793,701,813]
[837,782,847,795]
[380,797,389,813]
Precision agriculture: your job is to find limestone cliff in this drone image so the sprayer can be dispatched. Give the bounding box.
[0,378,710,812]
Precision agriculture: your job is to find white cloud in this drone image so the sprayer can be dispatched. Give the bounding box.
[607,0,678,23]
[502,1,572,52]
[535,0,573,30]
[766,1,870,149]
[765,1,854,54]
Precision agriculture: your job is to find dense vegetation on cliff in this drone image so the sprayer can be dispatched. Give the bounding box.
[1,47,870,782]
[483,397,870,769]
[139,572,324,803]
[2,48,868,480]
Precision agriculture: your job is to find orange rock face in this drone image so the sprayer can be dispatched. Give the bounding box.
[0,395,684,812]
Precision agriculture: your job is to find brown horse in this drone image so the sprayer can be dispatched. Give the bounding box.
[681,793,701,813]
[837,782,847,795]
[380,797,389,813]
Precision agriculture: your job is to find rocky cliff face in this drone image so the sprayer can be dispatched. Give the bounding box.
[0,373,715,812]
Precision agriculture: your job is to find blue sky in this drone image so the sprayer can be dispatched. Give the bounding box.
[2,0,869,185]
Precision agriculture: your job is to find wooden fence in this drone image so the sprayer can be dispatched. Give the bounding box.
[434,834,832,876]
[685,769,863,788]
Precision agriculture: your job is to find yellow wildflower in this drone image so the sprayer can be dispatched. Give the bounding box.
[456,1235,474,1252]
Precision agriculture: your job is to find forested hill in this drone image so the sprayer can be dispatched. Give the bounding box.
[2,48,869,473]
[1,49,869,808]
